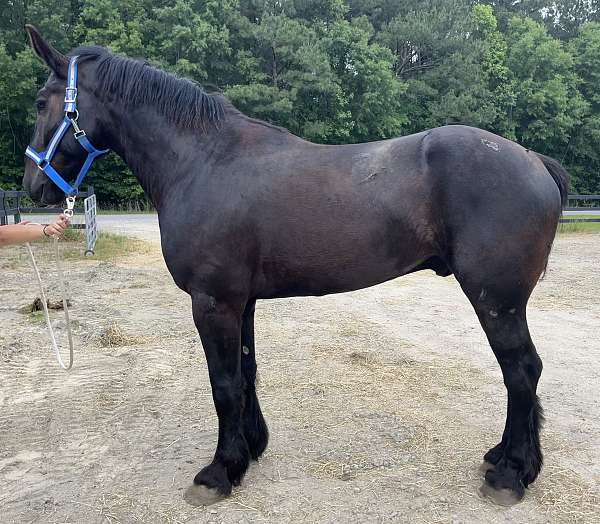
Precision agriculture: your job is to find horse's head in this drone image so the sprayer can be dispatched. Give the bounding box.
[23,25,107,205]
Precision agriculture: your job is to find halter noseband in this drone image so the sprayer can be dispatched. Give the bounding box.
[25,56,108,196]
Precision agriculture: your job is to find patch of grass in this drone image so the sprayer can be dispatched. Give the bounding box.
[27,311,46,324]
[567,214,600,218]
[60,228,85,242]
[558,219,600,234]
[60,230,152,260]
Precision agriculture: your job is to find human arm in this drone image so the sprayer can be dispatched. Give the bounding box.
[0,215,70,247]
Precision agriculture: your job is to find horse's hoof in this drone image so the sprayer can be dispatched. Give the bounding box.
[479,461,496,475]
[477,482,524,506]
[184,483,227,507]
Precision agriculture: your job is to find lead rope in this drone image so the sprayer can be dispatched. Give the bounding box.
[25,196,76,371]
[26,238,74,370]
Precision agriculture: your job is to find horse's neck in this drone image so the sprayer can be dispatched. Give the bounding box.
[104,106,231,210]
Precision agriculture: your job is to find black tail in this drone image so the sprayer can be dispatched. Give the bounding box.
[535,153,570,209]
[536,153,570,279]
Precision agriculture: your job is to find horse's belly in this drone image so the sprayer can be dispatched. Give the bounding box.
[256,241,430,298]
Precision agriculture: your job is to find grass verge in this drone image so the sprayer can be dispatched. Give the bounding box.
[558,218,600,234]
[60,229,152,260]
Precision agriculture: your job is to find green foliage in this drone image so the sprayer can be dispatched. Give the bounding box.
[378,0,499,132]
[1,0,599,202]
[565,22,600,192]
[473,4,515,137]
[506,16,587,152]
[547,0,600,39]
[478,1,547,31]
[0,46,45,189]
[322,18,408,141]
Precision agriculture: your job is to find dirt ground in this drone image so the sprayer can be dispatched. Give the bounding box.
[0,228,598,524]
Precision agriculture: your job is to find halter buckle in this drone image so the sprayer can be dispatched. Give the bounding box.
[64,87,78,104]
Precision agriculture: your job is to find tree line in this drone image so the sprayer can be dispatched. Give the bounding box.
[1,0,599,205]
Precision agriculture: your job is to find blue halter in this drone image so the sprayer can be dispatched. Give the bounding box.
[25,56,108,196]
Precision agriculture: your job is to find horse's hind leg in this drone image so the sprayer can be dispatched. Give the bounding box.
[455,264,545,505]
[477,305,543,505]
[241,300,269,459]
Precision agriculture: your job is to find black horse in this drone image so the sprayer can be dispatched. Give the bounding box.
[22,26,569,507]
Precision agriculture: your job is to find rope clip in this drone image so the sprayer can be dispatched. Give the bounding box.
[64,196,76,218]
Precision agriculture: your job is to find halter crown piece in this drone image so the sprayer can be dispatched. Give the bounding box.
[25,56,108,196]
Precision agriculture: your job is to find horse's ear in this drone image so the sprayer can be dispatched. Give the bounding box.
[25,24,68,79]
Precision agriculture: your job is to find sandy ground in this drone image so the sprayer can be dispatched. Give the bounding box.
[0,223,599,524]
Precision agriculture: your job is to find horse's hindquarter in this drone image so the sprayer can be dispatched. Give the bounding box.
[423,125,562,291]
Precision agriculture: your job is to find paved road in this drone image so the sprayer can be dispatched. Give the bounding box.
[563,209,600,215]
[95,213,160,242]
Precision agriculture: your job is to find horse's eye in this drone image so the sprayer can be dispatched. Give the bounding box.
[36,99,47,112]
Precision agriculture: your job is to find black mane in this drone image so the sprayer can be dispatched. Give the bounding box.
[71,46,226,130]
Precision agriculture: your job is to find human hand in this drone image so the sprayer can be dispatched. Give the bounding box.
[44,214,71,237]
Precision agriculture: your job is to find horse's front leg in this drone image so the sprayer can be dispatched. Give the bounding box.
[241,300,269,459]
[185,293,250,506]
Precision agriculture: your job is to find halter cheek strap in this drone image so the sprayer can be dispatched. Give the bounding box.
[25,56,108,196]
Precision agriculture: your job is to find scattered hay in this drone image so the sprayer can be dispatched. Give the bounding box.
[0,338,23,362]
[98,322,143,347]
[537,465,600,522]
[348,350,377,366]
[128,281,150,289]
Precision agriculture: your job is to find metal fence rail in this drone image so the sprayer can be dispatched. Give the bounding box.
[566,194,600,212]
[0,190,25,225]
[1,186,95,228]
[83,193,98,255]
